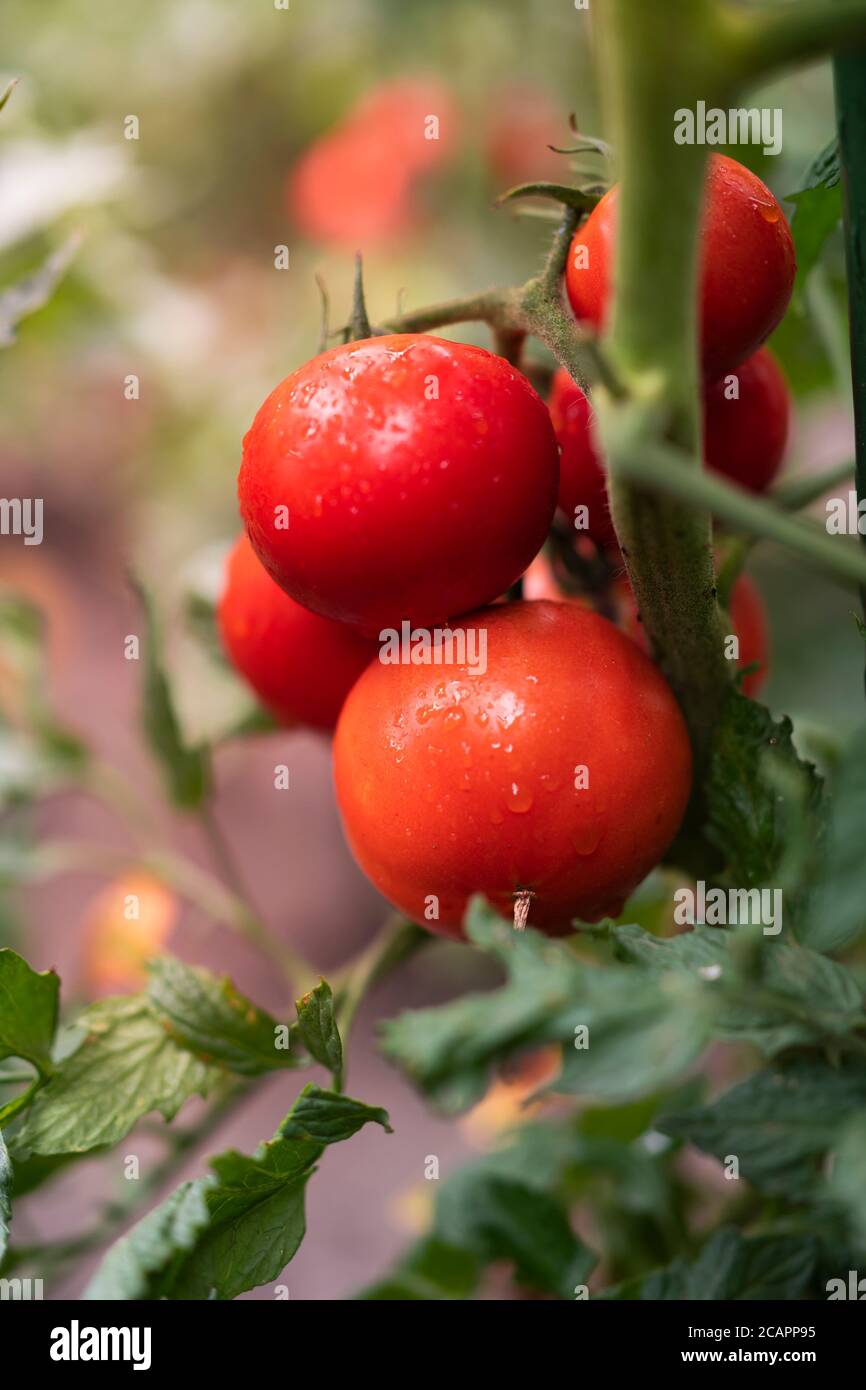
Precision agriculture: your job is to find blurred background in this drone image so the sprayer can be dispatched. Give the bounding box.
[0,0,859,1297]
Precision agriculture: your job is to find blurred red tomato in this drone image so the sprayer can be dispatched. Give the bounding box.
[485,82,565,185]
[288,76,457,248]
[83,872,178,994]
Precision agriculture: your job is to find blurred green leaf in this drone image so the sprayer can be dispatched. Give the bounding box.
[787,140,843,296]
[382,900,710,1111]
[0,948,58,1076]
[86,1085,390,1300]
[615,924,865,1055]
[147,957,298,1077]
[661,1059,866,1199]
[829,1111,866,1248]
[0,235,80,349]
[357,1236,479,1301]
[15,996,223,1156]
[132,578,210,808]
[601,1227,816,1300]
[295,980,342,1084]
[435,1168,594,1298]
[800,723,866,953]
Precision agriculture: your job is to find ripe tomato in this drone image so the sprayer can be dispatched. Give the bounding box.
[217,534,375,731]
[547,367,617,549]
[350,77,458,172]
[703,347,790,492]
[239,335,560,636]
[566,154,796,378]
[485,82,565,185]
[334,600,692,937]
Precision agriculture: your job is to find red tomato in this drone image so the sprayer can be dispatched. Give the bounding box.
[703,347,790,492]
[289,127,413,248]
[217,534,375,731]
[548,367,617,549]
[334,600,692,937]
[351,77,458,171]
[239,335,560,636]
[566,154,796,378]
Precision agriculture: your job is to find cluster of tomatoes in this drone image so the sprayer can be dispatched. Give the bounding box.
[219,153,795,939]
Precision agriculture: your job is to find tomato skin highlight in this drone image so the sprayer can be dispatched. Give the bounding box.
[566,154,796,379]
[217,534,376,732]
[239,335,560,636]
[333,600,692,938]
[703,347,790,493]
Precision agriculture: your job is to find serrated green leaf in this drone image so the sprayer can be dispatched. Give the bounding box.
[382,899,709,1110]
[15,997,222,1155]
[800,723,866,953]
[661,1059,866,1199]
[703,693,823,900]
[147,956,297,1076]
[132,578,210,808]
[615,924,865,1055]
[296,979,342,1082]
[601,1228,816,1300]
[83,1179,213,1300]
[88,1084,391,1300]
[0,1129,11,1261]
[0,948,58,1076]
[356,1237,480,1300]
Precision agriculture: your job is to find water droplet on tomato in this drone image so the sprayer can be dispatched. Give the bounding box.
[506,782,533,813]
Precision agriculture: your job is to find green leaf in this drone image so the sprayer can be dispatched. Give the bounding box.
[87,1084,391,1300]
[356,1237,480,1301]
[15,997,222,1156]
[0,948,58,1075]
[147,956,297,1076]
[0,235,80,349]
[83,1179,213,1300]
[434,1168,595,1299]
[800,723,866,953]
[829,1111,866,1248]
[132,578,210,808]
[703,693,823,905]
[661,1059,866,1199]
[0,1129,11,1261]
[295,980,342,1082]
[615,924,865,1055]
[382,899,709,1111]
[787,140,843,294]
[602,1228,816,1300]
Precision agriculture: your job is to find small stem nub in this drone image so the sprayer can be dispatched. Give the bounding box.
[513,889,535,931]
[350,252,373,341]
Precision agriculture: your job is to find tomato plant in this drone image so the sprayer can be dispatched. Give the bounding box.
[4,0,866,1325]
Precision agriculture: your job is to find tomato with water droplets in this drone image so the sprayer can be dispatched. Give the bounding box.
[566,154,796,378]
[333,600,692,937]
[239,335,560,637]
